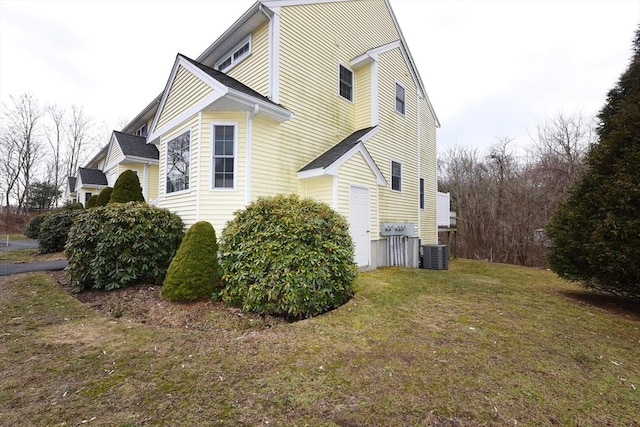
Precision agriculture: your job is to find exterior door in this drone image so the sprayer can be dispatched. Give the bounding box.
[350,186,370,267]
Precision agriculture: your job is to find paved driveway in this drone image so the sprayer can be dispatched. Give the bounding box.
[0,239,67,276]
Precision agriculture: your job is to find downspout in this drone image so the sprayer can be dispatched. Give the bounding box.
[259,4,280,103]
[246,104,259,205]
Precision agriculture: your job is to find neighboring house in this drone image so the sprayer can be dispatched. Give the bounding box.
[65,177,77,204]
[66,131,159,206]
[109,0,441,269]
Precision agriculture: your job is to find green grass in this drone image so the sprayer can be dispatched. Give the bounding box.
[1,248,38,263]
[1,260,638,426]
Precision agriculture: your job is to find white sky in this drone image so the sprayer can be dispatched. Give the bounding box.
[1,0,638,156]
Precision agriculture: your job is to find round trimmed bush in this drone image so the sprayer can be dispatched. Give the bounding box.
[39,209,84,253]
[162,221,220,302]
[24,214,48,239]
[109,170,144,203]
[219,194,358,319]
[96,187,112,206]
[65,202,184,291]
[85,195,98,208]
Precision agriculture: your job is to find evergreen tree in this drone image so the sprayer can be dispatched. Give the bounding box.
[109,170,145,204]
[547,27,640,298]
[85,195,98,208]
[96,187,112,206]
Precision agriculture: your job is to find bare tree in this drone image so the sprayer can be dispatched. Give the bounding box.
[45,105,66,207]
[65,105,93,177]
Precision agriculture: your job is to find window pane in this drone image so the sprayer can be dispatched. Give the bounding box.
[213,125,235,188]
[392,161,401,191]
[166,131,190,193]
[339,65,353,101]
[396,83,405,114]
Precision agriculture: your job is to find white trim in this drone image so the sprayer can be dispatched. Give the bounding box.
[215,35,252,73]
[395,81,406,116]
[390,159,403,193]
[246,105,259,204]
[371,60,379,126]
[269,7,281,104]
[210,121,239,191]
[165,129,192,196]
[196,112,203,221]
[338,61,354,103]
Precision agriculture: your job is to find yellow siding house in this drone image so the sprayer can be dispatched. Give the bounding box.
[124,0,440,269]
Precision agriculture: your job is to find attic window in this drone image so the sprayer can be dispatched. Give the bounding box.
[395,82,406,115]
[136,124,147,137]
[339,64,353,101]
[216,36,252,72]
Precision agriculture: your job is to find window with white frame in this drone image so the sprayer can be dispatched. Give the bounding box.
[166,131,190,193]
[135,123,147,137]
[391,160,402,192]
[212,124,236,189]
[216,37,251,72]
[395,82,406,115]
[339,64,353,101]
[419,178,425,209]
[109,172,117,186]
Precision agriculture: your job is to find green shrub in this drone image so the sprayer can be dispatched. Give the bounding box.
[23,214,48,239]
[96,187,113,206]
[39,210,84,253]
[62,201,84,210]
[219,194,358,319]
[85,195,98,208]
[109,170,145,203]
[65,202,184,291]
[162,221,220,302]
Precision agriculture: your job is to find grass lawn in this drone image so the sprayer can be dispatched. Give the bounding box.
[0,259,638,426]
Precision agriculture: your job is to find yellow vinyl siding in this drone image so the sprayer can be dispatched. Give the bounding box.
[156,66,214,129]
[419,95,438,244]
[147,164,159,202]
[367,47,419,233]
[108,142,123,165]
[158,115,200,227]
[336,152,380,240]
[196,111,248,234]
[303,176,334,206]
[226,22,270,97]
[354,64,372,129]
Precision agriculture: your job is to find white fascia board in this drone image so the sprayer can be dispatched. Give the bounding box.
[103,154,127,173]
[124,155,160,165]
[227,89,293,122]
[325,142,387,186]
[297,168,330,180]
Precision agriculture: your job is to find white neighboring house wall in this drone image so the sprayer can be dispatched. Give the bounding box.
[436,191,450,228]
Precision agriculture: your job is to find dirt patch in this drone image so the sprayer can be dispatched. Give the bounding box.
[50,271,286,331]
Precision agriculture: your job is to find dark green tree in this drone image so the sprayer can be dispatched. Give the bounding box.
[547,27,640,298]
[85,195,98,208]
[28,181,61,210]
[162,221,220,302]
[109,170,145,203]
[96,187,112,206]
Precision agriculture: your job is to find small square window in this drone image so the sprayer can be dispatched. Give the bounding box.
[339,65,353,101]
[391,161,402,192]
[395,83,405,115]
[419,178,424,209]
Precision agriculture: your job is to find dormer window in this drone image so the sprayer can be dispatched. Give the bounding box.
[136,124,148,137]
[216,36,252,73]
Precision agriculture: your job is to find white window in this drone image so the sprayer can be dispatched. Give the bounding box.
[391,160,402,192]
[211,124,236,189]
[395,82,406,115]
[109,172,117,186]
[166,131,190,193]
[135,123,147,137]
[216,36,251,72]
[339,64,353,101]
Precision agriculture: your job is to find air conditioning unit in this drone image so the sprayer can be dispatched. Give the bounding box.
[421,245,448,270]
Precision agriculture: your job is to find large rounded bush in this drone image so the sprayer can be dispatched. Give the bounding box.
[162,221,220,302]
[110,170,144,203]
[85,195,98,208]
[65,202,184,291]
[39,210,84,253]
[219,194,358,319]
[24,214,48,239]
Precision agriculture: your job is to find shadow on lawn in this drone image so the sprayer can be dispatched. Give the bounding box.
[559,289,640,320]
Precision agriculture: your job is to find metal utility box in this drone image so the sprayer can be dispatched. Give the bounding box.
[420,244,448,270]
[380,222,415,236]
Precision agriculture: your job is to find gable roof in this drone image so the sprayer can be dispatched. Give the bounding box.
[77,168,108,187]
[67,177,76,193]
[148,54,293,142]
[113,131,159,160]
[298,127,387,185]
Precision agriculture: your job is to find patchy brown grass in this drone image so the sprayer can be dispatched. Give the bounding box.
[1,260,638,426]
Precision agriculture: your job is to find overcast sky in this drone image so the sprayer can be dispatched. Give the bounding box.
[1,0,638,157]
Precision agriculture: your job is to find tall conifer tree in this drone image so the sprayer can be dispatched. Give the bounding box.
[547,27,640,298]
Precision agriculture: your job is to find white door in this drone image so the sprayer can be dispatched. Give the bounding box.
[350,186,370,267]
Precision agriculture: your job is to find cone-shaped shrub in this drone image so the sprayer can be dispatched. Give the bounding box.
[85,195,98,208]
[110,170,144,203]
[162,221,220,302]
[96,187,113,206]
[219,194,358,319]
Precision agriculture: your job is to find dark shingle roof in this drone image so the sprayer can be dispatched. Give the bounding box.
[299,127,377,172]
[113,131,159,160]
[179,54,285,109]
[68,176,76,193]
[78,168,108,186]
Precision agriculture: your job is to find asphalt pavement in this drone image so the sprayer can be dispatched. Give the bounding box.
[0,239,67,276]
